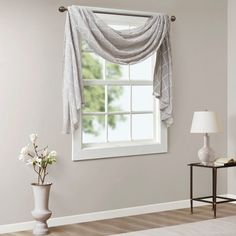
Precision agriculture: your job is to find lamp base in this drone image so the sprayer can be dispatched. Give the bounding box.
[198,134,215,164]
[198,146,215,164]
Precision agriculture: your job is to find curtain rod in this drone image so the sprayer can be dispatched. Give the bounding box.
[58,6,176,22]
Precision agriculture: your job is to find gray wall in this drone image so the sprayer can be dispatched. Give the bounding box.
[0,0,227,225]
[228,0,236,194]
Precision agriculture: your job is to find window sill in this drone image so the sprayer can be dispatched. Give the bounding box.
[72,124,167,161]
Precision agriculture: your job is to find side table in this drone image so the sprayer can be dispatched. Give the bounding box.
[188,162,236,218]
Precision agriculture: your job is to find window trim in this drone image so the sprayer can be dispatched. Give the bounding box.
[83,80,153,86]
[72,122,167,161]
[73,97,168,161]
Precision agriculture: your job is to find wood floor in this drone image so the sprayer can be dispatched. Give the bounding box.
[5,203,236,236]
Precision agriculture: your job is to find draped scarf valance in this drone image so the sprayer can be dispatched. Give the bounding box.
[63,5,173,134]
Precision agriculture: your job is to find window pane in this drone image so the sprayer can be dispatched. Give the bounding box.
[132,86,153,111]
[130,56,153,80]
[106,62,129,80]
[83,86,105,112]
[82,115,105,144]
[108,115,130,142]
[108,86,130,112]
[132,114,153,140]
[82,52,104,80]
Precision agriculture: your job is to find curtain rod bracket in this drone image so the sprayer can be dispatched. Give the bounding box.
[58,6,176,22]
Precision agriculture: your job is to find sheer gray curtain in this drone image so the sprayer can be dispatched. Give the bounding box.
[63,5,173,134]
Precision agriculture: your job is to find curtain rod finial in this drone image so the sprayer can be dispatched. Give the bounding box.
[171,16,176,22]
[59,6,67,12]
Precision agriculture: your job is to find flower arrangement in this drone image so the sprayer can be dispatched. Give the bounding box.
[19,134,57,185]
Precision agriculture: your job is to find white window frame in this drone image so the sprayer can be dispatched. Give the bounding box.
[73,121,167,161]
[72,13,168,161]
[72,80,168,161]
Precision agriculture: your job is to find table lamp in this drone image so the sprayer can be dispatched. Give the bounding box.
[190,111,221,164]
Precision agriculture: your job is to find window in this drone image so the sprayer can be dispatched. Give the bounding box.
[72,14,167,160]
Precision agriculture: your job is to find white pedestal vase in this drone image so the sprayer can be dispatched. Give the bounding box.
[31,183,52,235]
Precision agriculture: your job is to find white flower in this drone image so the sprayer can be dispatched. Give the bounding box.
[19,145,35,162]
[20,145,30,156]
[43,148,48,157]
[18,154,25,161]
[35,157,42,167]
[28,150,35,157]
[49,151,57,157]
[26,157,41,166]
[29,133,38,143]
[26,158,34,165]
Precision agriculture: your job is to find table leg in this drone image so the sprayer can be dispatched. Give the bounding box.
[212,168,217,218]
[190,166,193,214]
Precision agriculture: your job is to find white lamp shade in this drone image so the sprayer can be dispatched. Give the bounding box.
[190,111,221,133]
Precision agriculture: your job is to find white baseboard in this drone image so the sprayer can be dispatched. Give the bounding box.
[0,196,222,234]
